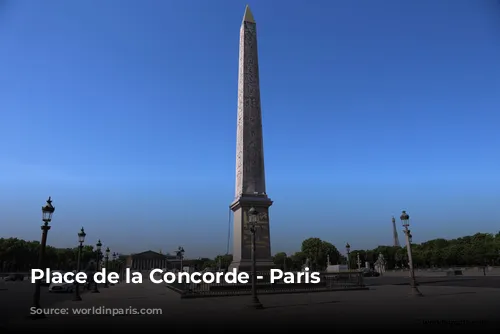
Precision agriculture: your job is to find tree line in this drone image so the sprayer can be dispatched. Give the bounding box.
[271,232,500,271]
[2,231,499,273]
[0,238,126,273]
[197,232,500,270]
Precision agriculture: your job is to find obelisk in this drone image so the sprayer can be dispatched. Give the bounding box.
[229,5,274,271]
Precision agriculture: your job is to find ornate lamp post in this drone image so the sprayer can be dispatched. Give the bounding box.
[114,253,124,282]
[31,197,55,318]
[92,240,102,293]
[119,260,124,281]
[73,227,86,301]
[400,210,423,297]
[103,247,110,288]
[177,246,185,271]
[356,253,361,270]
[112,252,117,282]
[345,243,351,270]
[248,207,263,309]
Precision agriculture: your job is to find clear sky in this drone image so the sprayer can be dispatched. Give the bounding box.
[1,0,499,258]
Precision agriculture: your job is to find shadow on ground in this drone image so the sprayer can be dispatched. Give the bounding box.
[261,299,340,309]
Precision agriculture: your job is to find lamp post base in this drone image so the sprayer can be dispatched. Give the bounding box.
[28,304,46,320]
[91,282,100,293]
[410,285,423,297]
[73,295,82,301]
[247,297,264,309]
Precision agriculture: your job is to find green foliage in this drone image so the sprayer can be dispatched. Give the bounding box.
[3,231,499,273]
[272,252,293,270]
[301,237,341,270]
[272,238,342,271]
[272,232,500,271]
[0,237,100,272]
[213,254,233,270]
[289,251,306,271]
[349,232,500,269]
[196,254,233,271]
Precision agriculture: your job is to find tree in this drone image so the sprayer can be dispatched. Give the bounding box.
[290,251,306,271]
[301,237,341,271]
[213,254,233,270]
[2,230,500,273]
[273,252,292,270]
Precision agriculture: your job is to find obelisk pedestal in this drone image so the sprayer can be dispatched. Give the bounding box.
[229,6,274,272]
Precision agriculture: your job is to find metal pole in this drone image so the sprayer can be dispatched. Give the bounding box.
[250,227,263,309]
[92,251,100,293]
[31,223,50,318]
[103,255,109,288]
[110,257,116,285]
[116,260,123,283]
[73,243,83,301]
[405,225,422,297]
[347,250,350,270]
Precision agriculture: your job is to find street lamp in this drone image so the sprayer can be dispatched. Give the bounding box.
[248,207,263,309]
[118,260,124,282]
[103,247,110,288]
[112,252,117,278]
[345,243,351,270]
[112,252,119,282]
[31,197,55,318]
[92,239,102,293]
[177,246,185,271]
[400,210,423,297]
[73,227,86,301]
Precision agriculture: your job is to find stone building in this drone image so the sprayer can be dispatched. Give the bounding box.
[126,251,175,270]
[126,250,197,271]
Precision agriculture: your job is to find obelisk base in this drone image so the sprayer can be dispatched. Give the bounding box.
[228,259,276,272]
[228,195,275,272]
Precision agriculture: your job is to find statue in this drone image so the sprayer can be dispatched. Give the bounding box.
[374,253,386,275]
[356,253,361,270]
[302,258,311,271]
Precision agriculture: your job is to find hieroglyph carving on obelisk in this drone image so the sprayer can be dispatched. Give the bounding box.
[234,6,266,198]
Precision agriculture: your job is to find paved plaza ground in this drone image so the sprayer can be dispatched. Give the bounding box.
[0,279,91,327]
[384,266,500,278]
[366,275,500,288]
[3,275,500,331]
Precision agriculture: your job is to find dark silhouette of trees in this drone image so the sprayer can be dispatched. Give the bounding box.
[0,237,120,273]
[347,232,500,269]
[271,232,500,271]
[3,231,499,273]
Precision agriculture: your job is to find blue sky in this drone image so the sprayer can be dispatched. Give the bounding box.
[1,0,499,258]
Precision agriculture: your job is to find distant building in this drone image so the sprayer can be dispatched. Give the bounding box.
[126,250,197,270]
